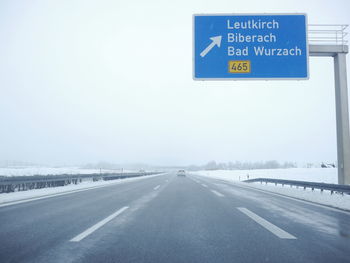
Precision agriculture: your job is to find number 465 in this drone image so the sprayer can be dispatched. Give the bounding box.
[229,61,251,73]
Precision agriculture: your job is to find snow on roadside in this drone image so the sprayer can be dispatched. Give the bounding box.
[192,168,350,211]
[0,173,166,205]
[0,167,134,177]
[238,181,350,211]
[191,168,337,183]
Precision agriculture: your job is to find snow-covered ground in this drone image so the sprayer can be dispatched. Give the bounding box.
[0,173,166,205]
[191,168,337,183]
[239,182,350,211]
[0,167,133,177]
[192,168,350,211]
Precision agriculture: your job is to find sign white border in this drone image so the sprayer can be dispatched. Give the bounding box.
[192,13,309,81]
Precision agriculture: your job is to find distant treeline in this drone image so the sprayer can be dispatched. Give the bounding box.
[0,160,39,168]
[187,160,297,171]
[82,162,151,170]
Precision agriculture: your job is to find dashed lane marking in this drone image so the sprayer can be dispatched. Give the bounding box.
[70,206,129,242]
[210,189,225,197]
[237,207,296,239]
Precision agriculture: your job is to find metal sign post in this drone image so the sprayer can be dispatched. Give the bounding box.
[308,26,349,184]
[193,16,350,184]
[309,45,350,185]
[334,51,350,184]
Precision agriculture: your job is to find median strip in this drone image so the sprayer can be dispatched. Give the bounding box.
[70,206,129,242]
[0,173,167,208]
[0,185,110,208]
[237,207,296,239]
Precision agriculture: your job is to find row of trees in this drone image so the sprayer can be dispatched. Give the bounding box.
[187,160,297,171]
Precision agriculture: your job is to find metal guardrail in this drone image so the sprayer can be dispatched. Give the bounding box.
[308,24,348,45]
[244,178,350,195]
[0,172,162,193]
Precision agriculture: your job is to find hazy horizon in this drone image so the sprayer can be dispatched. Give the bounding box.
[0,159,334,169]
[1,0,349,166]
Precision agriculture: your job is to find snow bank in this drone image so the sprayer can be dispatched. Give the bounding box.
[0,173,166,205]
[0,167,134,177]
[191,168,337,183]
[192,168,350,211]
[237,182,350,211]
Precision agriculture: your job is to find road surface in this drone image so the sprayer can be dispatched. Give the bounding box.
[0,172,349,263]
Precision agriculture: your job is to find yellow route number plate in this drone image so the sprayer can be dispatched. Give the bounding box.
[228,60,251,73]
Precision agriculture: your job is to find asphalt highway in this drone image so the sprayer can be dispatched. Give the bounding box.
[0,173,349,263]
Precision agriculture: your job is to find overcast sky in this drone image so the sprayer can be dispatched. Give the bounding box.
[0,0,349,166]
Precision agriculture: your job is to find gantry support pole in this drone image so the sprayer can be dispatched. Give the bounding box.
[309,45,350,184]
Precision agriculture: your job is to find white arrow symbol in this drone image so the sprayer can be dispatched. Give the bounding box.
[200,35,222,58]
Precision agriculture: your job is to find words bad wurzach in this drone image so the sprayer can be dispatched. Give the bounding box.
[226,19,303,57]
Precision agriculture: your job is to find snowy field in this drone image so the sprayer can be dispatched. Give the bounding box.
[191,168,337,184]
[0,173,166,206]
[0,167,132,177]
[192,168,350,211]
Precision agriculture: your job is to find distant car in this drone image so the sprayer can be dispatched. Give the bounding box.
[177,170,186,176]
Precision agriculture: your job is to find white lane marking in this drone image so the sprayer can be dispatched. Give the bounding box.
[237,207,296,239]
[70,206,129,242]
[218,180,350,216]
[154,185,161,190]
[210,190,224,197]
[201,184,208,188]
[0,186,110,208]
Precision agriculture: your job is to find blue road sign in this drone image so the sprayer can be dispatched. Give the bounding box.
[193,14,308,80]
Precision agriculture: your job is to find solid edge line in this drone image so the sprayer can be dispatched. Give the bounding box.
[70,206,129,242]
[0,173,168,208]
[229,180,350,215]
[237,207,296,239]
[0,186,109,208]
[206,177,350,215]
[211,189,225,197]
